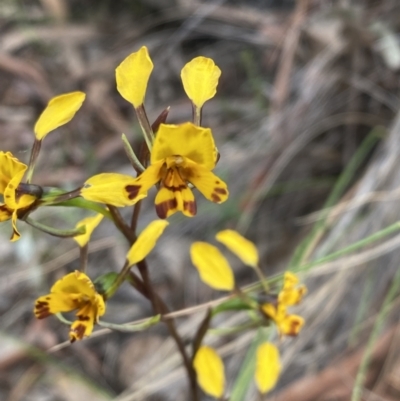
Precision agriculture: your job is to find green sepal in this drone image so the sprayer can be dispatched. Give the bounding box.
[94,272,119,298]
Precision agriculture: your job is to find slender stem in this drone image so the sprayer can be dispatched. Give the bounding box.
[107,205,136,243]
[130,200,142,231]
[121,133,145,173]
[24,217,86,238]
[79,244,88,273]
[135,104,154,150]
[26,139,42,183]
[192,104,202,126]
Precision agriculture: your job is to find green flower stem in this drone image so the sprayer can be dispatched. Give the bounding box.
[208,320,261,336]
[50,198,112,219]
[135,104,154,150]
[121,134,145,173]
[253,265,269,293]
[97,315,160,332]
[24,217,86,238]
[26,139,42,183]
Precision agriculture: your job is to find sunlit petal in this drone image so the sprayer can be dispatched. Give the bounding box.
[34,92,86,140]
[181,57,221,108]
[126,220,169,266]
[190,242,234,291]
[0,151,27,193]
[216,229,259,267]
[116,46,154,108]
[50,271,96,298]
[81,173,146,206]
[255,342,281,394]
[193,346,225,399]
[184,159,228,204]
[151,123,216,169]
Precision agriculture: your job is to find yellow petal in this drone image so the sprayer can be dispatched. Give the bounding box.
[279,285,307,306]
[151,123,216,170]
[126,220,169,266]
[50,271,96,298]
[116,46,153,108]
[255,342,281,394]
[80,173,146,207]
[10,209,21,242]
[184,158,228,203]
[0,151,27,193]
[190,242,234,291]
[69,302,96,342]
[34,92,86,140]
[0,204,12,221]
[283,272,299,289]
[278,314,305,336]
[193,346,225,399]
[34,292,83,319]
[155,185,196,219]
[181,57,221,108]
[73,213,104,247]
[4,170,36,210]
[216,229,259,267]
[130,161,163,198]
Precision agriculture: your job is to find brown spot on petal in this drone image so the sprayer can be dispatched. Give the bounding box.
[183,200,197,216]
[215,180,220,184]
[211,193,221,203]
[155,198,178,219]
[70,324,86,342]
[34,301,51,319]
[78,315,90,321]
[215,188,227,195]
[125,185,141,200]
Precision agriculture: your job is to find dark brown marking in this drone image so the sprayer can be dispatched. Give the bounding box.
[214,187,227,195]
[165,184,187,192]
[155,198,178,219]
[70,324,86,342]
[125,185,141,200]
[78,315,90,321]
[183,200,197,216]
[34,300,51,319]
[211,194,221,203]
[215,180,220,184]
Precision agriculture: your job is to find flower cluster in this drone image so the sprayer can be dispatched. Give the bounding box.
[0,44,307,400]
[190,230,307,397]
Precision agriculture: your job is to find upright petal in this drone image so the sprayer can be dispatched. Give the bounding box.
[193,346,225,399]
[4,170,36,210]
[183,159,228,204]
[216,229,259,267]
[50,271,96,298]
[151,123,216,170]
[34,92,86,140]
[116,46,153,108]
[181,57,221,108]
[190,242,234,291]
[129,161,163,198]
[255,342,281,394]
[0,152,27,193]
[80,173,146,206]
[279,314,305,336]
[10,210,21,242]
[126,220,169,266]
[73,213,104,247]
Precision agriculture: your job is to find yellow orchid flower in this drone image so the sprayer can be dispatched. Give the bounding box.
[193,346,225,399]
[261,272,306,337]
[255,342,281,394]
[34,92,86,140]
[129,122,228,218]
[181,57,221,109]
[0,151,37,241]
[34,271,106,342]
[190,242,235,291]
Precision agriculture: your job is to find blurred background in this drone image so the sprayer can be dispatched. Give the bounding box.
[1,0,400,400]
